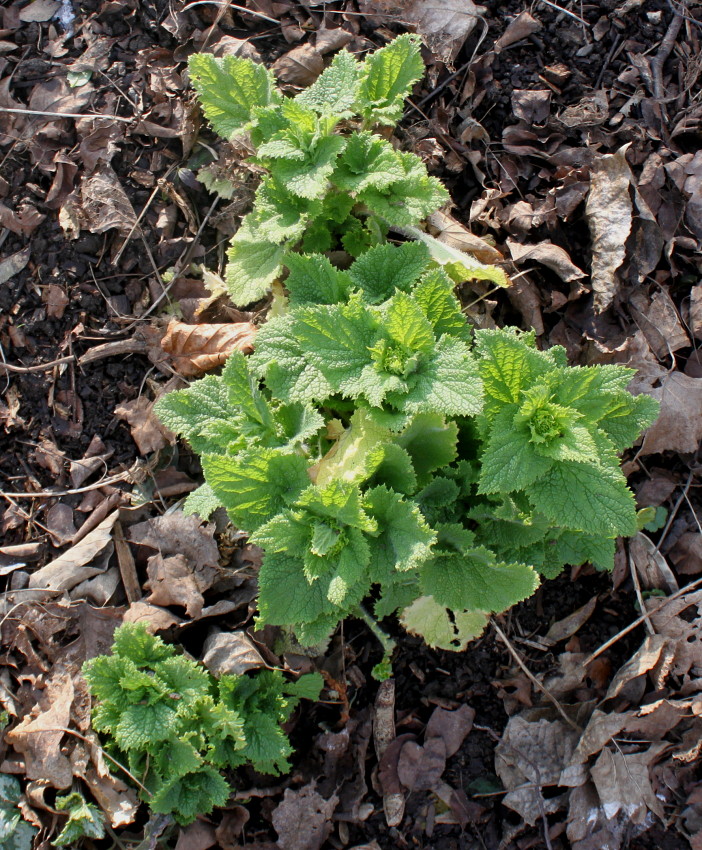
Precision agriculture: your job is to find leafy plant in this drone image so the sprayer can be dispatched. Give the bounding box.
[0,775,36,850]
[82,624,322,825]
[188,35,504,306]
[156,243,658,660]
[53,792,105,847]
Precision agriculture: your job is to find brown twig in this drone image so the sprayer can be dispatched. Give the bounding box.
[651,7,684,99]
[0,355,75,373]
[0,106,132,122]
[491,618,582,734]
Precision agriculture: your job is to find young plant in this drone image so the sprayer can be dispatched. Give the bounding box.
[53,792,105,847]
[0,775,36,850]
[82,624,321,825]
[155,242,658,661]
[188,35,503,306]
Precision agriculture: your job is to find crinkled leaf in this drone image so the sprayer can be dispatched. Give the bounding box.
[225,238,284,307]
[332,132,405,193]
[365,485,436,574]
[348,241,430,303]
[357,33,425,124]
[400,596,488,651]
[296,50,360,115]
[284,253,352,305]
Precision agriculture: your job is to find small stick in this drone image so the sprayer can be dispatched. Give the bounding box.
[583,575,702,666]
[535,0,588,25]
[0,469,133,499]
[627,543,656,636]
[181,0,280,23]
[491,618,582,734]
[0,355,75,373]
[0,106,132,123]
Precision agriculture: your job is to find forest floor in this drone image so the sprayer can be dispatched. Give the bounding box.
[1,0,702,848]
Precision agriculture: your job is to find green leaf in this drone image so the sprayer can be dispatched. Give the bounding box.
[225,238,284,307]
[359,154,449,227]
[357,33,425,125]
[366,443,417,494]
[240,712,292,775]
[385,291,435,354]
[150,766,231,825]
[202,448,311,532]
[478,409,553,494]
[348,241,430,303]
[251,314,334,404]
[189,53,279,139]
[258,552,334,627]
[332,132,405,193]
[245,179,319,244]
[183,483,221,520]
[115,701,177,750]
[365,485,436,574]
[413,267,471,340]
[474,328,552,412]
[420,546,539,613]
[53,792,105,847]
[596,391,659,450]
[112,623,174,668]
[529,461,639,537]
[400,596,488,651]
[271,135,346,200]
[313,407,391,487]
[296,51,360,114]
[284,253,352,305]
[396,413,458,475]
[386,335,483,418]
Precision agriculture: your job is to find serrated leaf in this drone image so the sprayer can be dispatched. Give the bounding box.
[332,131,405,193]
[396,413,458,475]
[420,546,539,612]
[115,701,177,750]
[360,157,449,228]
[312,407,391,487]
[357,33,425,125]
[385,291,435,354]
[529,460,638,537]
[225,238,284,307]
[189,53,279,139]
[202,448,311,532]
[271,135,346,200]
[400,596,487,651]
[478,409,553,494]
[413,267,471,339]
[365,485,436,574]
[150,767,230,825]
[399,224,510,287]
[258,551,334,627]
[296,50,360,114]
[348,241,430,303]
[366,442,417,494]
[284,253,352,305]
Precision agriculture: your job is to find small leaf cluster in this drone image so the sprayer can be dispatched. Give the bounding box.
[0,775,36,850]
[189,35,451,306]
[155,242,658,652]
[82,624,321,825]
[53,792,104,847]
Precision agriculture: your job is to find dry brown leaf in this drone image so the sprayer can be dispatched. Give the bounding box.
[0,202,45,238]
[645,589,702,682]
[590,743,667,823]
[397,737,446,791]
[629,288,689,359]
[83,767,139,829]
[494,12,542,52]
[19,0,60,22]
[44,284,70,320]
[272,784,339,850]
[507,239,586,283]
[0,247,30,286]
[272,44,324,86]
[512,90,551,124]
[128,512,220,576]
[80,164,139,235]
[426,211,503,264]
[669,532,702,575]
[122,601,184,631]
[6,667,74,788]
[601,634,668,704]
[496,714,579,825]
[114,396,174,455]
[201,630,266,676]
[628,533,678,593]
[404,0,487,65]
[28,511,118,592]
[145,553,205,618]
[638,371,702,456]
[425,704,475,758]
[45,503,77,546]
[175,821,217,850]
[585,145,633,312]
[161,320,257,376]
[545,597,597,645]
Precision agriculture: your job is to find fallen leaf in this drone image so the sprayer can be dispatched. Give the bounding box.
[83,767,139,829]
[114,396,173,455]
[397,737,446,791]
[629,288,689,359]
[161,320,257,376]
[28,511,118,592]
[127,512,220,576]
[272,784,338,850]
[638,371,702,456]
[6,668,74,788]
[19,0,60,22]
[272,44,324,86]
[496,714,579,825]
[512,90,551,124]
[145,553,205,618]
[122,601,184,631]
[0,202,45,238]
[425,704,475,757]
[507,239,586,283]
[494,12,543,52]
[175,821,217,850]
[545,597,597,645]
[0,247,30,286]
[426,211,503,264]
[669,533,702,575]
[80,164,139,235]
[590,743,667,823]
[628,533,678,593]
[44,284,69,320]
[201,630,266,675]
[585,145,633,312]
[45,503,76,546]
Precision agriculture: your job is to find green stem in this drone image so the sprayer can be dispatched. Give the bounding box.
[357,604,396,658]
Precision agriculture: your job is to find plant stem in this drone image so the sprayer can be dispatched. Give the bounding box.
[358,604,396,657]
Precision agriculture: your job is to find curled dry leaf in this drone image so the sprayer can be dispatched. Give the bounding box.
[114,396,174,455]
[272,784,339,850]
[80,164,139,235]
[146,553,206,619]
[273,44,325,86]
[628,532,678,594]
[0,247,30,286]
[507,239,586,283]
[161,319,257,376]
[6,667,75,789]
[494,11,543,52]
[585,145,633,312]
[201,630,266,676]
[544,596,597,645]
[426,211,503,264]
[638,371,702,456]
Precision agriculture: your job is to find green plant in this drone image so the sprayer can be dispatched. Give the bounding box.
[82,624,322,825]
[155,243,658,661]
[53,792,105,847]
[156,35,659,669]
[0,775,36,850]
[188,35,504,307]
